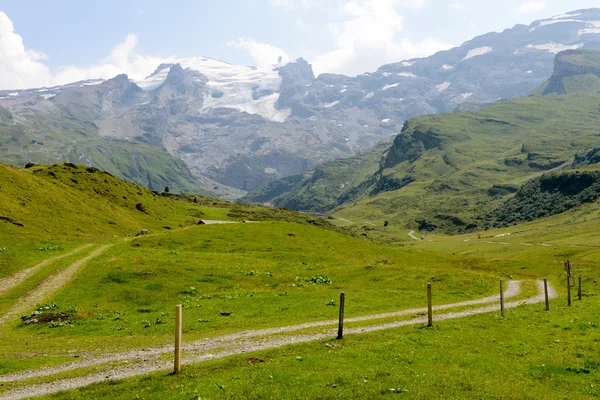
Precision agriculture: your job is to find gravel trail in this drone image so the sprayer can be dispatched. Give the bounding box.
[0,281,521,383]
[0,245,112,326]
[0,280,556,399]
[0,244,94,297]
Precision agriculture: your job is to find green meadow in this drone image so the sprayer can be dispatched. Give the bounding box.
[0,162,599,399]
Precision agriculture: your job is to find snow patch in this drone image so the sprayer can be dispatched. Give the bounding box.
[400,61,415,67]
[458,92,473,101]
[264,168,277,174]
[136,66,172,90]
[531,19,600,32]
[462,47,492,61]
[526,42,583,54]
[382,83,399,91]
[180,57,291,123]
[365,92,375,99]
[551,13,581,20]
[442,64,454,70]
[40,94,56,100]
[82,79,104,86]
[527,70,533,74]
[383,72,392,77]
[579,28,600,36]
[8,92,19,97]
[398,72,416,78]
[340,89,347,93]
[437,82,451,92]
[381,118,391,123]
[324,100,340,108]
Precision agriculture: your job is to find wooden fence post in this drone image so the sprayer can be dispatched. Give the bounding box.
[566,260,572,307]
[337,292,345,340]
[500,280,505,317]
[544,278,549,311]
[427,283,433,327]
[578,275,582,301]
[174,304,182,373]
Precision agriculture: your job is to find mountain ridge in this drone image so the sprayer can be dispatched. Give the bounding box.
[245,48,600,233]
[1,9,600,195]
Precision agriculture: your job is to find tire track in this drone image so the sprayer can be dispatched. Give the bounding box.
[0,244,94,297]
[0,245,112,326]
[0,281,555,400]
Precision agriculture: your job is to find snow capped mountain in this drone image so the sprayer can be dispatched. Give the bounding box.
[1,8,600,196]
[136,57,292,122]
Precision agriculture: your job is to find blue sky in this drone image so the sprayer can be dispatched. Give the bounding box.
[1,0,599,89]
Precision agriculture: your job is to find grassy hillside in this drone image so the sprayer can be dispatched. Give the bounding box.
[245,51,600,235]
[0,163,346,278]
[243,140,391,211]
[0,109,204,194]
[0,162,507,374]
[330,90,600,234]
[0,161,599,399]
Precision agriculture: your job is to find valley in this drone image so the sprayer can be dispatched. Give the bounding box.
[1,6,600,400]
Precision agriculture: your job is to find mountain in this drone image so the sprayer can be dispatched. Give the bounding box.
[245,48,600,233]
[1,9,600,196]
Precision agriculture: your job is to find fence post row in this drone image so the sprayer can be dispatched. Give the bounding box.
[174,304,183,373]
[337,292,345,340]
[427,283,433,327]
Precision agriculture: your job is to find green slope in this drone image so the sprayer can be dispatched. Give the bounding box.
[0,107,204,194]
[243,140,391,211]
[0,163,347,278]
[246,50,600,234]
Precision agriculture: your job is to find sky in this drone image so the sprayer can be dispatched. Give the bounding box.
[1,0,599,90]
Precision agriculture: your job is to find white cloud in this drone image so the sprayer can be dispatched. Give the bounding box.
[269,0,321,8]
[310,0,452,76]
[450,1,466,12]
[295,18,308,29]
[518,1,546,13]
[0,11,172,90]
[0,12,51,89]
[227,37,290,68]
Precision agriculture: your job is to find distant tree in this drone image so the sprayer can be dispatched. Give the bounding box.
[384,220,389,227]
[164,186,170,193]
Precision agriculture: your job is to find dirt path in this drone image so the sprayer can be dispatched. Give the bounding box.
[0,244,94,297]
[0,245,112,326]
[408,230,420,241]
[0,280,555,400]
[512,159,573,185]
[0,280,523,384]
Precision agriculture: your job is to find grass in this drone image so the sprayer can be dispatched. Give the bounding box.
[1,161,599,399]
[246,72,600,235]
[0,112,205,194]
[39,293,600,399]
[0,221,503,371]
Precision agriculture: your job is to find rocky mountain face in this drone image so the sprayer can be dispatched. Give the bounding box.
[244,48,600,233]
[1,9,600,196]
